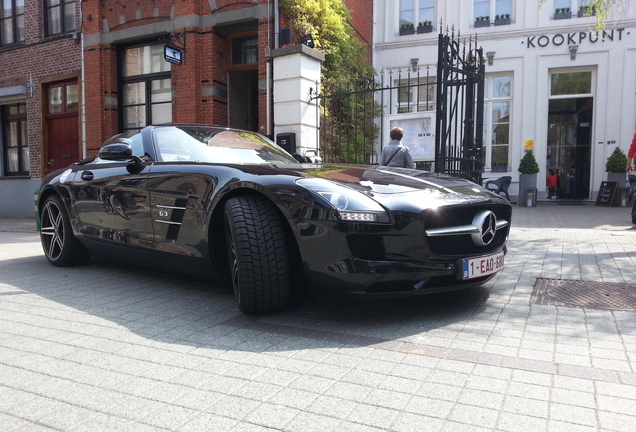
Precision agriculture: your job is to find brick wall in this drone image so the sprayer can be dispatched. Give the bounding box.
[2,0,374,176]
[0,0,81,179]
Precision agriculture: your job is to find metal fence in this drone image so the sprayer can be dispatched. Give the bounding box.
[311,27,485,184]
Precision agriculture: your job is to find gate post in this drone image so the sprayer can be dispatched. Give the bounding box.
[271,44,325,157]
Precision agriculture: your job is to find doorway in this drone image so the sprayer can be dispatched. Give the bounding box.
[228,70,258,131]
[45,79,79,174]
[546,97,592,200]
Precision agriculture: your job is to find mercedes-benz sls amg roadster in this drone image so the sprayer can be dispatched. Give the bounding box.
[38,124,512,313]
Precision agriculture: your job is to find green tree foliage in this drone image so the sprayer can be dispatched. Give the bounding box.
[279,0,380,163]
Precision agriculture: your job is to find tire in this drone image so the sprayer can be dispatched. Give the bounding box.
[40,195,90,267]
[224,195,290,313]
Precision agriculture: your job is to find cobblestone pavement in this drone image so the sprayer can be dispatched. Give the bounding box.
[1,202,635,431]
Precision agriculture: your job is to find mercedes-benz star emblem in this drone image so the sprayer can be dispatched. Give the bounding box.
[471,210,497,246]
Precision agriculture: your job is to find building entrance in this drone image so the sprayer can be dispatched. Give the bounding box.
[546,96,593,200]
[229,70,258,132]
[44,79,79,174]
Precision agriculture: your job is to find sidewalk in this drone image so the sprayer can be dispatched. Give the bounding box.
[0,217,38,233]
[0,202,635,431]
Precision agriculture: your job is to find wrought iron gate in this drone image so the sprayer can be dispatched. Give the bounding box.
[311,27,485,184]
[435,28,485,184]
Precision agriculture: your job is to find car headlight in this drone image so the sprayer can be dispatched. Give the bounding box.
[296,178,390,223]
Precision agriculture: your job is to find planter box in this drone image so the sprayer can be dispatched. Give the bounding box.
[491,165,508,173]
[554,12,572,20]
[607,172,625,206]
[417,25,433,34]
[577,8,595,17]
[518,173,537,206]
[474,20,490,28]
[607,172,626,187]
[494,18,511,26]
[399,27,415,35]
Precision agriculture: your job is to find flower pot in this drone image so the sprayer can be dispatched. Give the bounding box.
[607,172,626,187]
[494,18,511,26]
[554,12,572,20]
[399,27,415,35]
[518,173,537,206]
[474,20,490,28]
[492,165,508,173]
[417,25,433,34]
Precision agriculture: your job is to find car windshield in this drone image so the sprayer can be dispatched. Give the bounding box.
[153,126,297,164]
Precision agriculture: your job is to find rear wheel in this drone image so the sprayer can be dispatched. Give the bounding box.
[40,195,89,266]
[224,195,290,313]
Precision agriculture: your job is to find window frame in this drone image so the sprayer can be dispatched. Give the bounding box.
[553,0,592,11]
[0,0,25,46]
[119,43,172,133]
[395,76,436,114]
[482,74,512,171]
[1,103,29,177]
[44,0,77,37]
[398,0,436,30]
[473,0,513,22]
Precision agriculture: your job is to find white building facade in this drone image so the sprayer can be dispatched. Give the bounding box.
[373,0,636,201]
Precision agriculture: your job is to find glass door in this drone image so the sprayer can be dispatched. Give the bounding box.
[546,71,593,200]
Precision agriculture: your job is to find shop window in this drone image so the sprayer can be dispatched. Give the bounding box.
[0,0,25,45]
[396,78,436,114]
[1,103,28,176]
[483,75,512,170]
[120,44,172,132]
[44,0,77,36]
[398,0,435,34]
[473,0,512,26]
[232,36,258,65]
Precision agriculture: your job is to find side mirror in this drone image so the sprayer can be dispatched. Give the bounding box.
[98,143,133,161]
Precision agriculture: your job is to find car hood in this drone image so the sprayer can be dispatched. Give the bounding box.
[284,164,503,206]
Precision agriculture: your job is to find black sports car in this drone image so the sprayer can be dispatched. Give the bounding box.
[38,124,511,313]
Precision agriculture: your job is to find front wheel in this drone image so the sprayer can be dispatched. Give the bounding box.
[40,195,90,266]
[224,195,290,313]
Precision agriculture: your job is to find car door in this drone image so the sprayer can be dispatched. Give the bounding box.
[145,126,219,258]
[72,133,154,249]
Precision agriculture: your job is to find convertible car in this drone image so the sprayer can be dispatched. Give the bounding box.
[38,124,511,313]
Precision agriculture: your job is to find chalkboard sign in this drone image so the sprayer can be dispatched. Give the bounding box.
[595,181,618,207]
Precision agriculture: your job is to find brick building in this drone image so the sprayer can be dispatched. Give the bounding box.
[0,0,82,217]
[0,0,372,218]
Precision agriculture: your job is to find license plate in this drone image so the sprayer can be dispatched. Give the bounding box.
[462,251,504,280]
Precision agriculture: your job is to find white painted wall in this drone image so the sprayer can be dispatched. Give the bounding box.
[373,0,636,200]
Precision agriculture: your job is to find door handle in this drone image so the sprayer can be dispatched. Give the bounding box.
[81,171,94,181]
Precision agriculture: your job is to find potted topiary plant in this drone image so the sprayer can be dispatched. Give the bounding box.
[605,146,627,186]
[518,150,540,205]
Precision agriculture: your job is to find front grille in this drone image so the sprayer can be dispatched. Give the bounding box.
[347,234,386,260]
[425,204,511,256]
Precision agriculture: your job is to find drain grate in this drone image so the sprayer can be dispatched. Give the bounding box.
[531,278,636,311]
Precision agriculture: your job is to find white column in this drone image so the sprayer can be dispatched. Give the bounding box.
[271,44,324,156]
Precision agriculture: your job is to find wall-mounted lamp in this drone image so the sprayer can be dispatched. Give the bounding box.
[569,44,578,60]
[300,34,314,48]
[486,51,495,66]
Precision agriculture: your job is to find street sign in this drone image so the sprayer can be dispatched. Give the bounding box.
[164,45,182,66]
